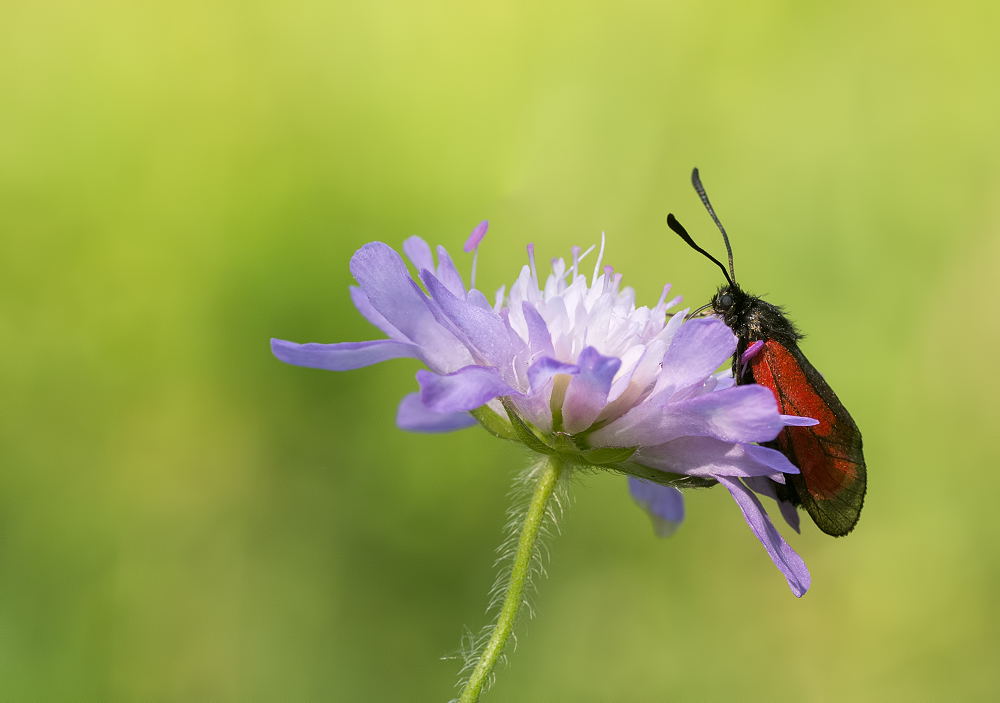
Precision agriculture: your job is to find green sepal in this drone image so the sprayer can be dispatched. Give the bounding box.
[470,405,519,441]
[546,432,582,455]
[501,399,555,455]
[580,445,637,465]
[602,461,719,489]
[487,400,694,486]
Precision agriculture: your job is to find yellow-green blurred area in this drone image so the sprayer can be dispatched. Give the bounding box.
[1,0,998,699]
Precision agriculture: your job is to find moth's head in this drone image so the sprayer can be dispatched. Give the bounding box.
[710,283,747,326]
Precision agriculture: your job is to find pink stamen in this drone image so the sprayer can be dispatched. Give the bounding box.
[464,220,489,253]
[571,245,581,278]
[527,243,538,285]
[464,220,488,290]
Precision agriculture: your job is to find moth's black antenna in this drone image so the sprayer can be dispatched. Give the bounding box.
[666,213,733,287]
[688,302,713,318]
[691,168,737,284]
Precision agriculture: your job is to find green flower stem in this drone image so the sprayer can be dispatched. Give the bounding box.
[459,456,564,703]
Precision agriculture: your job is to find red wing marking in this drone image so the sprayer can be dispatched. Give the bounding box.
[749,340,866,535]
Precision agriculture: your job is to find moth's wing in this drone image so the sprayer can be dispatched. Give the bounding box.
[749,340,867,536]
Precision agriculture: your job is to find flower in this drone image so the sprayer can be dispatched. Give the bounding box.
[271,224,813,596]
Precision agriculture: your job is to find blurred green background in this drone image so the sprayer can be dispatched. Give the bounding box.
[2,0,998,700]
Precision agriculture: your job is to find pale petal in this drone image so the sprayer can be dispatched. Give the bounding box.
[271,338,420,370]
[744,444,801,475]
[607,345,646,403]
[718,476,811,597]
[632,436,800,478]
[508,386,555,433]
[743,476,802,534]
[349,285,406,341]
[628,477,685,537]
[467,289,493,311]
[652,317,737,397]
[562,347,621,434]
[421,270,518,376]
[396,392,477,433]
[416,365,516,413]
[522,302,555,360]
[435,245,466,298]
[402,235,434,273]
[781,414,820,427]
[590,384,784,447]
[527,357,579,393]
[350,242,471,372]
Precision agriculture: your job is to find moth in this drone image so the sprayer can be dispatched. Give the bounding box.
[668,169,866,536]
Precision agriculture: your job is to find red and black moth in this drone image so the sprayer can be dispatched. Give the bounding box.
[668,169,867,537]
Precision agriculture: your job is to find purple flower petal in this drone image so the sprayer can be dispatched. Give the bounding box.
[500,305,531,378]
[396,392,477,433]
[739,340,764,377]
[743,444,800,475]
[591,383,784,447]
[717,476,811,597]
[598,340,668,423]
[271,338,420,370]
[350,242,471,372]
[562,347,621,434]
[781,414,820,427]
[467,288,493,311]
[416,365,516,413]
[421,270,518,375]
[435,245,466,298]
[349,285,406,341]
[527,357,579,393]
[741,340,764,364]
[777,497,801,533]
[632,436,799,478]
[402,235,434,273]
[606,350,640,404]
[653,318,737,397]
[712,368,736,390]
[743,476,801,533]
[413,277,470,343]
[508,389,555,433]
[464,220,489,253]
[628,477,685,537]
[522,302,555,360]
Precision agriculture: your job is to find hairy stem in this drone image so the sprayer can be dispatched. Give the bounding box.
[459,456,564,703]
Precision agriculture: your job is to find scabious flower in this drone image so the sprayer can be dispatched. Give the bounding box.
[271,223,813,598]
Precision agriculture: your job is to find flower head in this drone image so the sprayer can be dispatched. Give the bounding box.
[272,226,813,596]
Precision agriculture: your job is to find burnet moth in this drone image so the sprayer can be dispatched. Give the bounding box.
[667,169,866,536]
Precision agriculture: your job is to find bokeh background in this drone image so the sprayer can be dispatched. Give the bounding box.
[2,0,998,700]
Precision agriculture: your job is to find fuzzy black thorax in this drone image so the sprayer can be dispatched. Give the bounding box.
[710,284,802,348]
